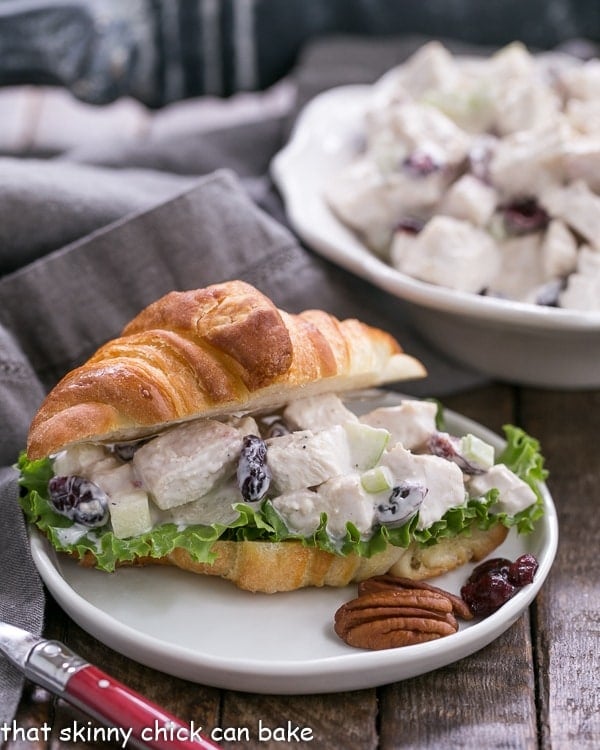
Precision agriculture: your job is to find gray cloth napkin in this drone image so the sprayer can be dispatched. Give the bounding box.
[0,326,47,720]
[0,158,197,275]
[0,168,483,396]
[0,35,497,719]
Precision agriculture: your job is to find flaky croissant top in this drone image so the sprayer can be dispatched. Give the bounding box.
[27,280,425,459]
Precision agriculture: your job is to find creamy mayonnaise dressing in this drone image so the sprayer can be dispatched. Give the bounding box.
[49,393,537,544]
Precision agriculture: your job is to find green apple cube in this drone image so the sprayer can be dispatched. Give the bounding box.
[460,433,494,469]
[52,444,108,476]
[109,489,153,539]
[361,465,394,494]
[344,422,390,471]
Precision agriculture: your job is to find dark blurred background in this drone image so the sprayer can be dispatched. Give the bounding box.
[0,0,598,107]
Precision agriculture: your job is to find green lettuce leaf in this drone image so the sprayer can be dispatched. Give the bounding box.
[17,452,237,571]
[16,418,548,571]
[495,424,547,533]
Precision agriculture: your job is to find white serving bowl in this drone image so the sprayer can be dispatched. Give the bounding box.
[271,84,600,389]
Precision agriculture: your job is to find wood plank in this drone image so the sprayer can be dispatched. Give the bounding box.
[63,618,222,721]
[2,683,52,750]
[443,383,516,434]
[378,616,537,749]
[218,690,378,749]
[519,389,600,749]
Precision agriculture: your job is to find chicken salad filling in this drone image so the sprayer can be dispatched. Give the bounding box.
[325,41,600,311]
[18,393,546,572]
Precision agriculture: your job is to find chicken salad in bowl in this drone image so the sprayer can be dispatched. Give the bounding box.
[325,41,600,311]
[272,41,600,387]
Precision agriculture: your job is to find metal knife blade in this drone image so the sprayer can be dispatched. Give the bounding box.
[0,620,221,749]
[0,619,88,693]
[0,620,42,669]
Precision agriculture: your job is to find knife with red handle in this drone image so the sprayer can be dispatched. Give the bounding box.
[0,620,221,749]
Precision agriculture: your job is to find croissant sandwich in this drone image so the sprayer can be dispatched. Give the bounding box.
[18,280,546,593]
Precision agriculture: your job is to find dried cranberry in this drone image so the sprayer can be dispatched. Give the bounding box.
[460,553,539,618]
[375,481,427,528]
[466,557,512,582]
[461,572,517,617]
[427,432,459,461]
[427,432,487,475]
[395,217,424,235]
[48,475,109,528]
[112,439,148,461]
[508,553,539,586]
[264,420,290,439]
[402,151,440,177]
[237,434,271,502]
[502,199,549,235]
[533,279,564,307]
[468,137,496,183]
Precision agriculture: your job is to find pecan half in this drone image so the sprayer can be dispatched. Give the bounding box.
[334,590,458,650]
[358,574,474,620]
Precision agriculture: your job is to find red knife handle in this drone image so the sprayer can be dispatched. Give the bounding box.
[65,665,221,750]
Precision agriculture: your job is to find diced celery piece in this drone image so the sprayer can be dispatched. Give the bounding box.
[344,422,390,471]
[109,490,153,539]
[361,465,394,494]
[460,433,495,469]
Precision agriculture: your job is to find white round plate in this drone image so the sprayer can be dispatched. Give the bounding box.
[30,393,558,694]
[271,85,600,388]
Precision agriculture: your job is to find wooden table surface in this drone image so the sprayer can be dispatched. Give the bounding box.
[5,383,599,749]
